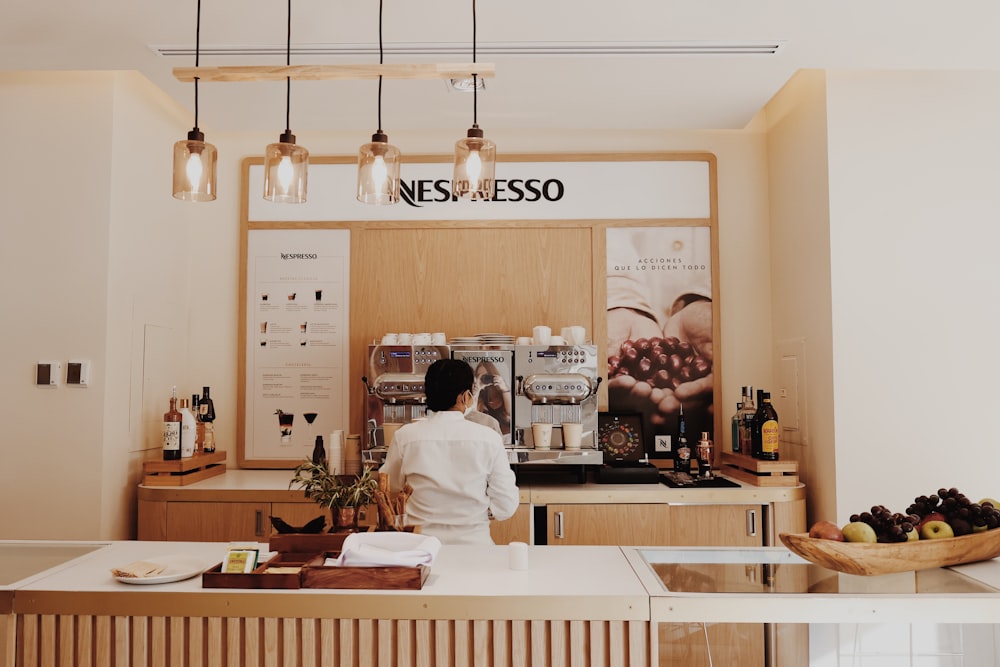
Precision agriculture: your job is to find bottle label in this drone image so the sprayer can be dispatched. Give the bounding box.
[203,423,216,453]
[677,445,690,461]
[762,420,780,453]
[163,422,181,451]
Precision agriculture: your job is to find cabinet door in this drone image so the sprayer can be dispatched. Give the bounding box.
[547,504,671,545]
[490,504,531,545]
[669,504,764,547]
[165,502,270,542]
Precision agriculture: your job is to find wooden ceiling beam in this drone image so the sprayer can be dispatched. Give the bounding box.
[173,63,495,83]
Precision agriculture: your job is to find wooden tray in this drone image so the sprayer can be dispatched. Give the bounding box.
[720,452,798,487]
[142,451,226,486]
[779,529,1000,576]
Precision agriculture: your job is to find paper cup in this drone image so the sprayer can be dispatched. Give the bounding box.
[532,326,551,346]
[508,541,529,570]
[531,422,553,450]
[382,422,403,447]
[562,422,582,449]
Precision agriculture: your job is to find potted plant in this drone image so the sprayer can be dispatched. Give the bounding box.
[290,461,379,532]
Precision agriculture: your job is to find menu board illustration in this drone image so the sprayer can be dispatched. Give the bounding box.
[244,229,350,462]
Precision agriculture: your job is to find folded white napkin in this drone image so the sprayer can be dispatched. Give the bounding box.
[328,532,442,568]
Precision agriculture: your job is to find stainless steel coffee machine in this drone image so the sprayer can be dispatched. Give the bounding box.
[511,344,603,467]
[361,344,449,464]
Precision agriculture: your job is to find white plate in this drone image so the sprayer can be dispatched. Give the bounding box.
[113,554,211,585]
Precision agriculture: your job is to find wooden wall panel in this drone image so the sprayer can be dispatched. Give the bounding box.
[349,224,595,435]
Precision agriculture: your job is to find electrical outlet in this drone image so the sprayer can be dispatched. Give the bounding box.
[655,435,671,453]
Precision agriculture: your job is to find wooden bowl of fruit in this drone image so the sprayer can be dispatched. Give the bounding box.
[780,489,1000,576]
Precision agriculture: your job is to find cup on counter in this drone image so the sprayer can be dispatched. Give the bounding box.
[413,333,432,345]
[381,333,399,345]
[516,336,533,345]
[550,335,566,345]
[562,422,582,450]
[398,333,413,345]
[432,332,447,345]
[382,422,403,447]
[508,541,529,570]
[532,326,551,346]
[566,325,587,345]
[531,422,553,450]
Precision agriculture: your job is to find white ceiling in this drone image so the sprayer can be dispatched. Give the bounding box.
[4,1,1000,134]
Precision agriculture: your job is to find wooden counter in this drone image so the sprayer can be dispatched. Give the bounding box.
[5,540,651,667]
[138,470,806,546]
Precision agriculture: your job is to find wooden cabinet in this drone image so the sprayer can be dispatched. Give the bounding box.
[491,503,532,545]
[164,501,270,542]
[546,504,671,545]
[669,504,764,547]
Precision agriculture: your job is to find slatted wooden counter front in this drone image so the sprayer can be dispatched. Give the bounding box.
[7,541,651,667]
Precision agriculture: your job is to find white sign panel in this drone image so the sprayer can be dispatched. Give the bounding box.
[247,159,711,222]
[245,229,350,462]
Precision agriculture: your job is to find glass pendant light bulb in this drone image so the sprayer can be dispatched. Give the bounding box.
[465,149,482,185]
[172,129,217,202]
[263,131,308,203]
[453,126,495,200]
[357,132,401,204]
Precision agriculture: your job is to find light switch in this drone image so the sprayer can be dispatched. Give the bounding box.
[36,361,62,386]
[67,360,90,387]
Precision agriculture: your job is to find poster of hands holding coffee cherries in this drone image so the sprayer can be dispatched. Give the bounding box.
[245,229,350,461]
[606,226,714,458]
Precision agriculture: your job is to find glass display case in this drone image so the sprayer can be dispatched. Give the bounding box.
[626,547,1000,667]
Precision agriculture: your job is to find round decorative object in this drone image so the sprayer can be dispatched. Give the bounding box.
[598,415,643,461]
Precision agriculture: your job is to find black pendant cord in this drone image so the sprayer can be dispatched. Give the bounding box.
[193,0,202,132]
[377,0,384,133]
[471,0,478,127]
[284,0,292,134]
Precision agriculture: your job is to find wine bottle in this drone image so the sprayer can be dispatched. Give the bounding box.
[674,405,691,474]
[192,394,205,453]
[731,399,743,454]
[751,388,765,458]
[311,435,327,467]
[179,398,196,458]
[738,386,755,456]
[758,392,780,461]
[200,386,216,453]
[162,386,182,461]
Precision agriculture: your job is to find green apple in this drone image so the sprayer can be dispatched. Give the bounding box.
[905,528,920,541]
[842,521,878,543]
[979,498,1000,509]
[972,523,989,533]
[919,520,955,540]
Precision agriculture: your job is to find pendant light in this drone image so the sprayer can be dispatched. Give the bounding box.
[263,0,309,203]
[172,0,217,202]
[357,0,401,205]
[452,0,496,201]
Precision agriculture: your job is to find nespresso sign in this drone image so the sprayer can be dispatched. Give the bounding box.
[247,157,711,222]
[399,178,565,207]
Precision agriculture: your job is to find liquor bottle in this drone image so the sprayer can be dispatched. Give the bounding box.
[200,386,216,453]
[192,394,205,453]
[162,386,182,461]
[758,392,780,461]
[674,405,691,474]
[751,389,765,458]
[696,432,714,479]
[311,435,327,467]
[738,386,755,456]
[179,398,196,458]
[730,399,743,454]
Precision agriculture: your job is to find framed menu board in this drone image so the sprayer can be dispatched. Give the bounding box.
[239,227,350,467]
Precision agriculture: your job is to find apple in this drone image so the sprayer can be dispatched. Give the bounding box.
[920,520,955,540]
[905,527,920,541]
[916,512,947,530]
[809,520,845,541]
[972,523,989,533]
[842,521,878,543]
[979,498,1000,509]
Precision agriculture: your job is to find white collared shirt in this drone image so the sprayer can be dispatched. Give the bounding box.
[380,410,519,545]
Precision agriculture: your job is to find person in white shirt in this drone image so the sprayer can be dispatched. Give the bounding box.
[380,359,519,545]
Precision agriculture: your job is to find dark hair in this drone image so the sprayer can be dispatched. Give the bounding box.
[425,359,474,412]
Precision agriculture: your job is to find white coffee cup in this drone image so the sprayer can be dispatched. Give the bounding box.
[550,335,566,345]
[567,325,587,345]
[413,333,432,345]
[381,333,399,345]
[516,336,533,345]
[508,541,529,570]
[432,332,447,345]
[532,326,552,345]
[398,333,413,345]
[562,422,582,449]
[532,422,553,450]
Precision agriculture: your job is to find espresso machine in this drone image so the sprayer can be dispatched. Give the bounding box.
[361,344,449,465]
[511,344,604,470]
